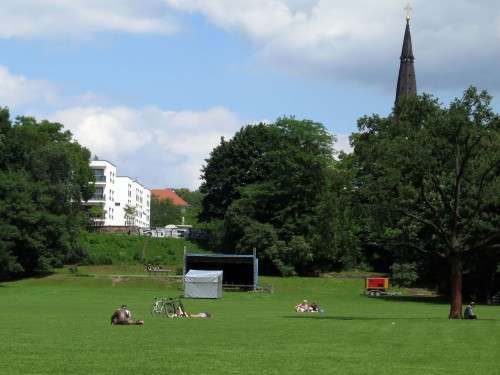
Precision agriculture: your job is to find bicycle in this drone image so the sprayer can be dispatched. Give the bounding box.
[151,297,165,316]
[162,298,185,318]
[151,297,185,318]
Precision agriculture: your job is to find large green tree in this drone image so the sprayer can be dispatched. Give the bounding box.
[352,88,500,318]
[0,108,94,279]
[200,117,355,275]
[200,123,275,221]
[174,188,203,225]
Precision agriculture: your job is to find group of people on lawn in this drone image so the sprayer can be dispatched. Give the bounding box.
[110,299,478,325]
[110,304,211,325]
[295,300,323,313]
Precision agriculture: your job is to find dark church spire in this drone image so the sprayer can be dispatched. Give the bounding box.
[395,9,417,105]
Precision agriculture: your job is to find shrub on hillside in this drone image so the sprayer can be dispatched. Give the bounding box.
[78,232,204,266]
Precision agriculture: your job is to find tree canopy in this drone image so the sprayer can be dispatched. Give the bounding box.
[199,117,356,275]
[150,196,183,227]
[0,108,94,279]
[352,87,500,318]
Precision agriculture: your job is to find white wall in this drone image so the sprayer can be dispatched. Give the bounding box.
[88,160,150,228]
[89,160,117,226]
[115,176,151,228]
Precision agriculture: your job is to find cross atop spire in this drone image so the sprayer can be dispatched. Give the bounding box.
[404,2,412,21]
[395,6,417,106]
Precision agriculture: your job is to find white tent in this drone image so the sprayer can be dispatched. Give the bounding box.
[184,270,223,299]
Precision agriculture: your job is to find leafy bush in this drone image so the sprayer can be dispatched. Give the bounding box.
[391,262,418,287]
[34,256,53,275]
[64,245,88,265]
[132,252,143,263]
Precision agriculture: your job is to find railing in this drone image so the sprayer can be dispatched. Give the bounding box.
[90,194,105,201]
[94,175,106,182]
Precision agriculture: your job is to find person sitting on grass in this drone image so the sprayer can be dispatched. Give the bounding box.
[111,305,144,325]
[464,302,477,320]
[309,302,323,313]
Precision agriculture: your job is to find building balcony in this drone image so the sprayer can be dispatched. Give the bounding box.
[93,175,106,183]
[89,194,105,201]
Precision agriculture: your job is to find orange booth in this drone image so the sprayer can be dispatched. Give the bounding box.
[365,277,389,291]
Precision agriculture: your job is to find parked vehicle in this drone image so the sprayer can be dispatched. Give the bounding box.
[365,277,390,296]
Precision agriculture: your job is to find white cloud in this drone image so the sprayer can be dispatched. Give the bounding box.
[0,64,239,188]
[3,1,499,90]
[51,104,350,188]
[0,0,177,39]
[334,133,352,155]
[0,66,60,109]
[0,65,107,112]
[166,0,297,39]
[1,61,349,188]
[165,0,500,91]
[50,106,242,189]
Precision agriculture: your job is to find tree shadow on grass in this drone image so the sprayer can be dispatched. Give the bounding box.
[283,315,447,321]
[283,315,498,321]
[376,295,449,305]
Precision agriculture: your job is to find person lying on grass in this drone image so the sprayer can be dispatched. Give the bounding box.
[295,300,324,313]
[175,304,211,319]
[464,302,478,320]
[111,305,144,325]
[295,300,310,312]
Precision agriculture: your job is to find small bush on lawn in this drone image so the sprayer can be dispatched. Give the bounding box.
[391,262,419,287]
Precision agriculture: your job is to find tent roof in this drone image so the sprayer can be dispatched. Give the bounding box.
[186,253,256,259]
[185,269,223,283]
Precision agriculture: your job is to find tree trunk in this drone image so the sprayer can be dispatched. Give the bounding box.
[448,252,463,319]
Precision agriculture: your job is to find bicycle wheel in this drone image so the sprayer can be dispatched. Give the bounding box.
[151,302,160,316]
[165,302,176,318]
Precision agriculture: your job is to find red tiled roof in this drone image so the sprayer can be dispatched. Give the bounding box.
[151,188,189,207]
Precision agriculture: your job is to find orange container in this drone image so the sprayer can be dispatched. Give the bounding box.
[365,277,389,290]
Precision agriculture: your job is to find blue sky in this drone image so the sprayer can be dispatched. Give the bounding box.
[1,0,499,188]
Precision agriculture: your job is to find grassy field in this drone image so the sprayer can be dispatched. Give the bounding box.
[0,270,499,375]
[79,232,205,268]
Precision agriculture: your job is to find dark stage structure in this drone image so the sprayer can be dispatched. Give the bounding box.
[184,252,259,290]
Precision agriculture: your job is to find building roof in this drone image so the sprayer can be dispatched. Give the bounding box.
[186,253,257,259]
[90,159,116,168]
[116,176,149,190]
[395,18,417,105]
[151,188,189,206]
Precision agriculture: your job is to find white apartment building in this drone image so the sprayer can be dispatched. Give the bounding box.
[88,159,150,228]
[115,176,151,228]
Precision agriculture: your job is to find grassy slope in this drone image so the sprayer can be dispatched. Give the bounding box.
[0,273,499,375]
[79,232,205,267]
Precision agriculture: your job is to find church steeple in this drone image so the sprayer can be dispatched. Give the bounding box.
[395,13,417,105]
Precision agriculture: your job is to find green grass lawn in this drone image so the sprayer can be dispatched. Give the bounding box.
[0,272,499,375]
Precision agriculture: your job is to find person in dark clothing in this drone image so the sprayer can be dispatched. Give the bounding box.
[111,305,144,325]
[464,302,477,320]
